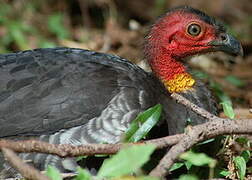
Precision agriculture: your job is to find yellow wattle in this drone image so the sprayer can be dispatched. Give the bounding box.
[162,73,195,93]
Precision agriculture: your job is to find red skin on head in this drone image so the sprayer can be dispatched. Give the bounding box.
[145,10,217,81]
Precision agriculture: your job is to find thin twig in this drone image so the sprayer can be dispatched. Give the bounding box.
[150,93,252,177]
[0,134,183,157]
[1,148,50,180]
[171,93,221,121]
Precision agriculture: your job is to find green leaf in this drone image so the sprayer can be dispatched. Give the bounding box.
[48,13,69,40]
[220,100,235,119]
[184,161,193,170]
[74,168,92,180]
[225,75,245,87]
[179,174,198,180]
[76,156,87,162]
[197,138,215,145]
[169,162,184,171]
[233,156,246,180]
[95,154,109,157]
[46,166,62,180]
[192,70,209,79]
[97,144,156,178]
[180,151,216,168]
[38,40,56,48]
[124,104,162,142]
[8,22,29,50]
[241,150,250,163]
[236,137,249,145]
[210,80,235,119]
[219,169,231,177]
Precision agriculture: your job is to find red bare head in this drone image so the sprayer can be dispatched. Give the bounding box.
[145,6,243,93]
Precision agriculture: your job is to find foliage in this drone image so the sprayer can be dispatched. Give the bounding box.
[74,168,92,180]
[234,156,246,180]
[210,80,235,119]
[224,75,245,88]
[180,151,216,168]
[46,166,62,180]
[170,150,216,179]
[97,145,156,178]
[47,13,70,40]
[193,70,236,119]
[124,104,162,142]
[192,71,252,179]
[178,174,198,180]
[232,137,251,180]
[0,1,71,52]
[45,145,157,180]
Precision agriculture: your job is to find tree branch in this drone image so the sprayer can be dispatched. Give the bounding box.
[0,134,183,157]
[149,93,252,177]
[1,148,50,180]
[171,93,221,121]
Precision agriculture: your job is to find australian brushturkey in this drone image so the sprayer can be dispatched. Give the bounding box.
[0,6,242,177]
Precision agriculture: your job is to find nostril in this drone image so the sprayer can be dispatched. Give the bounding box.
[220,34,227,41]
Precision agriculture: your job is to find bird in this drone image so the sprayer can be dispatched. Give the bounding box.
[0,6,243,178]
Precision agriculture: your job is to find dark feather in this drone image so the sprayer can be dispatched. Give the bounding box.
[0,47,217,177]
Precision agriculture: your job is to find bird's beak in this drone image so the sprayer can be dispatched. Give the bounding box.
[208,33,243,56]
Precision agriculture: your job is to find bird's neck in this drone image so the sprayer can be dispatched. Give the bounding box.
[149,51,195,93]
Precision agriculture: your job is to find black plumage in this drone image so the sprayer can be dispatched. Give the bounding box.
[0,48,216,176]
[1,5,243,178]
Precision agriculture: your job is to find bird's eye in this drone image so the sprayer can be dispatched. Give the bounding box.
[187,23,201,36]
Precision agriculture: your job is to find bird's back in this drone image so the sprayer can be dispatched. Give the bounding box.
[0,47,217,176]
[0,47,159,138]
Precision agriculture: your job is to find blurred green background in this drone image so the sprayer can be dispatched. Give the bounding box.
[0,0,251,53]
